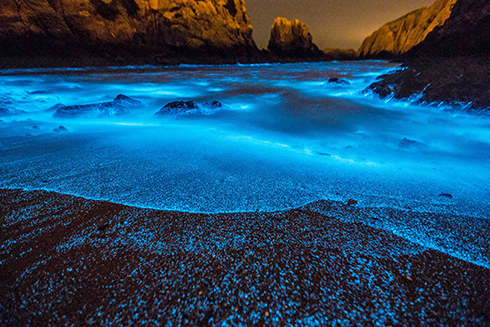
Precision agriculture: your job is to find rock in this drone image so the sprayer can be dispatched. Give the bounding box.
[328,78,351,85]
[0,0,259,67]
[202,101,223,109]
[347,199,358,206]
[32,126,40,130]
[399,137,422,149]
[155,100,224,116]
[156,101,200,116]
[323,48,357,60]
[439,193,453,199]
[53,95,142,118]
[45,103,66,112]
[368,0,490,110]
[267,18,322,58]
[358,0,457,58]
[53,126,68,132]
[408,0,490,57]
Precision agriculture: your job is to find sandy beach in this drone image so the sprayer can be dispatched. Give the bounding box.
[1,188,489,326]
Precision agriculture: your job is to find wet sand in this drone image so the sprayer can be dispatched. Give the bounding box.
[1,188,489,326]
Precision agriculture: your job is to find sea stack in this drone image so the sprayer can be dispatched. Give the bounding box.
[358,0,457,58]
[267,17,323,59]
[0,0,259,67]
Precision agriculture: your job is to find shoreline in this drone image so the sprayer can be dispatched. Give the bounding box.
[1,188,489,325]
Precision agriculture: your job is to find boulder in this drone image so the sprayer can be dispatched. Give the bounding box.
[328,78,351,85]
[53,94,142,118]
[155,100,223,116]
[267,17,322,59]
[53,126,68,132]
[0,0,259,67]
[358,0,457,58]
[347,199,358,206]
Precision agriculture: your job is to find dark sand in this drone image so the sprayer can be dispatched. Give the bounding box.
[1,189,489,326]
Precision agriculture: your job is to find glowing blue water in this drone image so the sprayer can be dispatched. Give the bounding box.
[1,61,489,266]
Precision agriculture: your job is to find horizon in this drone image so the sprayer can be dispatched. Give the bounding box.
[246,0,435,50]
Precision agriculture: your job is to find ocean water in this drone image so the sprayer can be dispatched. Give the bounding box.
[0,61,489,232]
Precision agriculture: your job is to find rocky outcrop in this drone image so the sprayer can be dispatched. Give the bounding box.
[323,48,357,61]
[0,0,259,67]
[155,100,224,116]
[267,17,322,59]
[408,0,490,57]
[369,0,490,110]
[358,0,457,58]
[54,94,142,117]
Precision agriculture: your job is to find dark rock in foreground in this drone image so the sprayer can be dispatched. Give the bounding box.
[0,188,489,326]
[155,100,223,116]
[369,57,490,110]
[54,94,142,118]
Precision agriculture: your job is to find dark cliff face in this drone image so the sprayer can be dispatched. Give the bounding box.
[369,0,490,110]
[0,0,260,67]
[358,0,457,59]
[408,0,490,57]
[267,17,323,59]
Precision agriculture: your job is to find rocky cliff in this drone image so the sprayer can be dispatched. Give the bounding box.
[0,0,259,67]
[408,0,490,57]
[267,17,322,59]
[369,0,490,109]
[358,0,457,58]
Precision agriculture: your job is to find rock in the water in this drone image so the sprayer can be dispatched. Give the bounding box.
[0,0,259,67]
[328,78,351,85]
[399,138,422,149]
[439,193,453,199]
[268,17,322,58]
[155,100,223,116]
[358,0,457,58]
[53,126,68,132]
[323,48,357,60]
[53,95,142,118]
[45,103,66,112]
[202,101,224,109]
[347,199,358,206]
[32,125,40,130]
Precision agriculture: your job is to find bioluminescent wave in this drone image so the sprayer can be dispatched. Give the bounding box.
[1,61,489,267]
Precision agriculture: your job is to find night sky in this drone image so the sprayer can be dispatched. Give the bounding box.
[245,0,435,50]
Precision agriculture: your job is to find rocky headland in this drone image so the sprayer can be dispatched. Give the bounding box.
[368,0,490,110]
[358,0,457,59]
[0,0,261,67]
